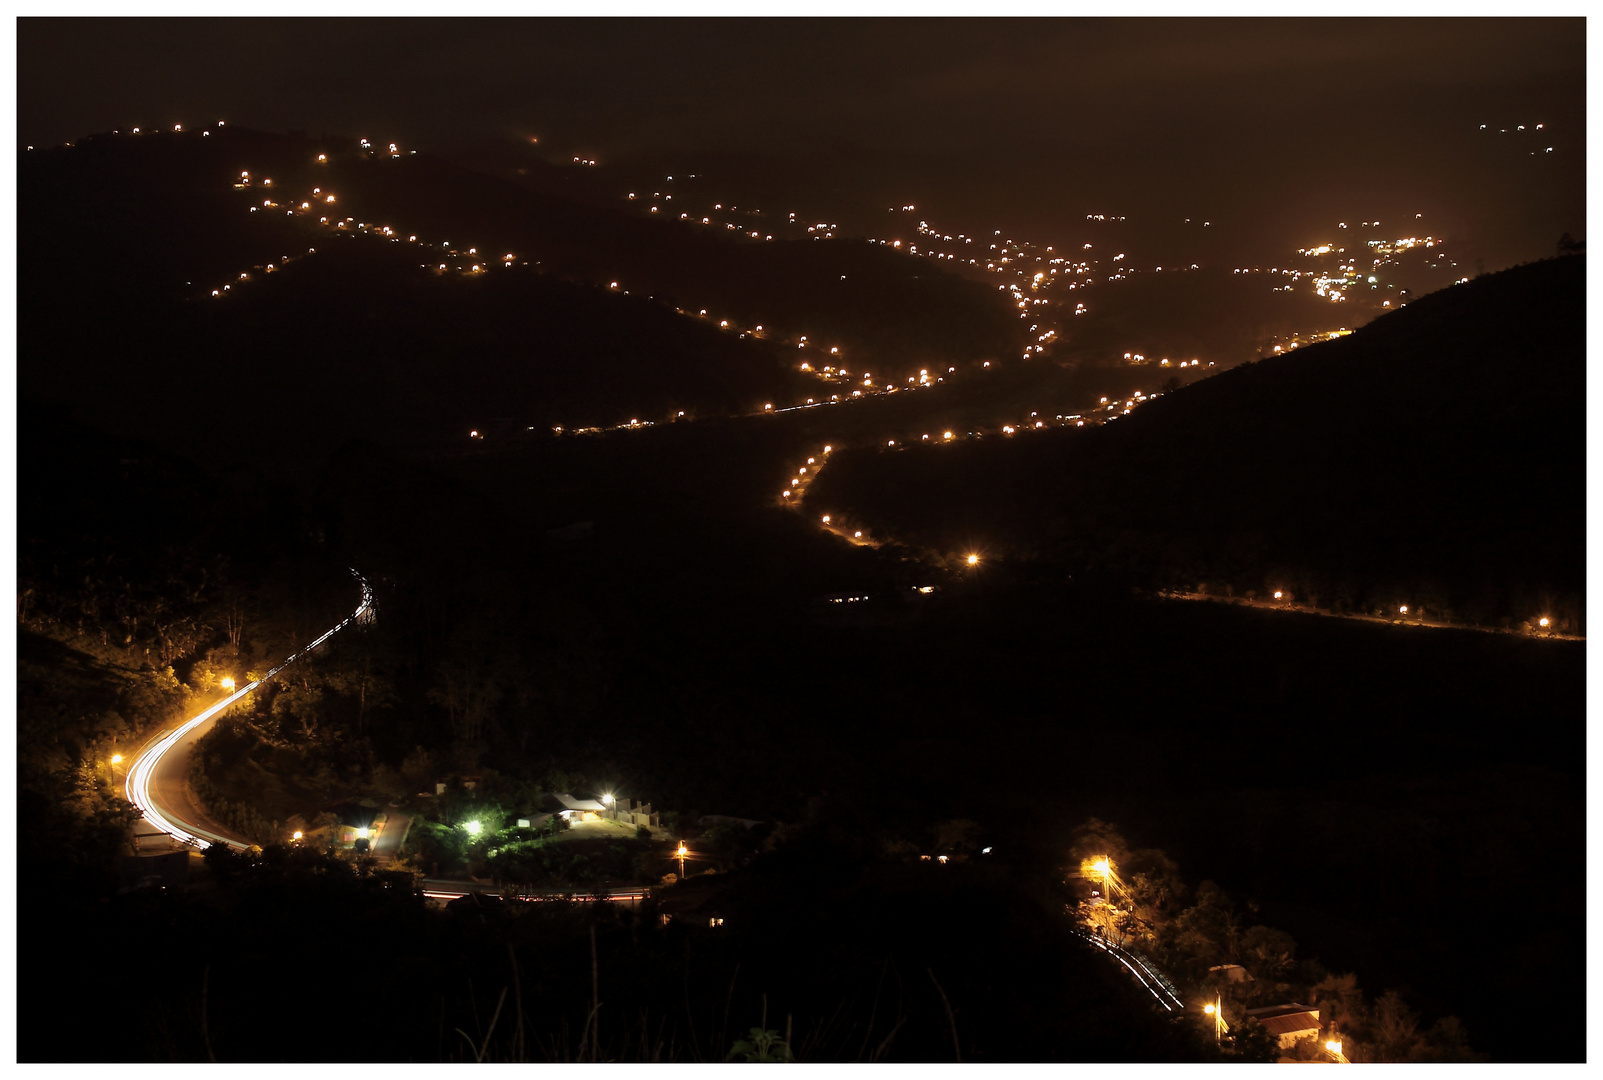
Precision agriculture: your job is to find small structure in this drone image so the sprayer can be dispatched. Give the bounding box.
[541,793,660,828]
[1207,963,1254,985]
[1244,1003,1322,1049]
[546,792,608,820]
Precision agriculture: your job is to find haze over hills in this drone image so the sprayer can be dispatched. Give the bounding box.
[22,120,1509,473]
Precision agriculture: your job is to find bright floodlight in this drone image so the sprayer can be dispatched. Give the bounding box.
[1539,617,1551,627]
[1326,1040,1342,1054]
[110,753,123,765]
[1093,858,1110,874]
[1204,1004,1216,1015]
[220,676,236,691]
[356,827,370,840]
[465,820,482,835]
[292,830,304,841]
[966,554,979,566]
[602,793,614,804]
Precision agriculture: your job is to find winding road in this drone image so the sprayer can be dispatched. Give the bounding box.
[124,569,375,852]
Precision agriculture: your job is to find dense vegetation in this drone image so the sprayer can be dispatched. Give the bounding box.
[18,398,1582,1060]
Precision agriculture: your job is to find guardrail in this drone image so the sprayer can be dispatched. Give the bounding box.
[1072,927,1185,1012]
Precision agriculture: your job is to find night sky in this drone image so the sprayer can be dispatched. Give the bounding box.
[18,17,1584,268]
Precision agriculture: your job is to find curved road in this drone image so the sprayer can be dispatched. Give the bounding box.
[125,569,375,852]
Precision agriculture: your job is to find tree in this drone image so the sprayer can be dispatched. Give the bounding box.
[401,746,436,793]
[427,655,502,742]
[1365,990,1420,1062]
[1309,971,1366,1036]
[1226,1016,1280,1062]
[271,681,325,740]
[1240,924,1297,986]
[1411,1016,1486,1062]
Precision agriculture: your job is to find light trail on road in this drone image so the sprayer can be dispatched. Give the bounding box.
[1076,929,1185,1012]
[124,569,374,851]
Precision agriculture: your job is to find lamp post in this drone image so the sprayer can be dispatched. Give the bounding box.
[1093,857,1114,935]
[109,753,124,793]
[676,842,688,880]
[1204,995,1223,1046]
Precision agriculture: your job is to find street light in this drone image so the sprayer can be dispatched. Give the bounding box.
[1204,997,1223,1045]
[966,554,979,566]
[292,830,304,842]
[465,820,482,836]
[1092,856,1114,935]
[220,676,235,692]
[676,842,689,879]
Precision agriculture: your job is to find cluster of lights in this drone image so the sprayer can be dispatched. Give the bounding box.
[214,152,528,298]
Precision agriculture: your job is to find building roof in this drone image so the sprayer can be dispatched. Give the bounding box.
[550,793,607,812]
[1245,1004,1321,1038]
[1208,963,1254,983]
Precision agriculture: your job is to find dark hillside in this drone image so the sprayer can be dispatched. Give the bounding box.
[20,126,1018,462]
[806,256,1584,626]
[311,145,1020,370]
